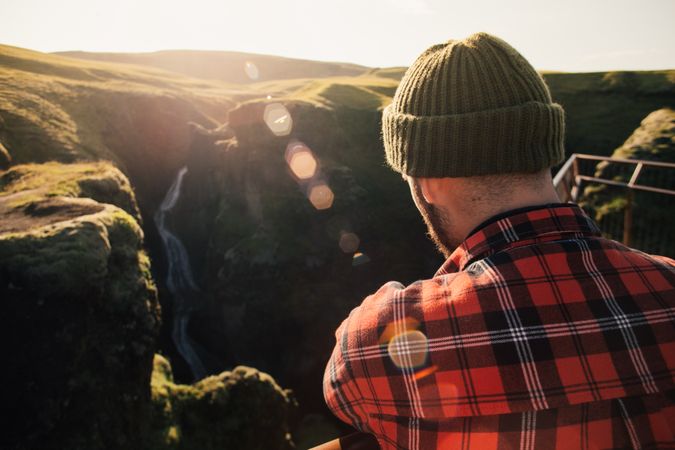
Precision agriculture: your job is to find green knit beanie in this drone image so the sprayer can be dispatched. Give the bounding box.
[382,32,565,177]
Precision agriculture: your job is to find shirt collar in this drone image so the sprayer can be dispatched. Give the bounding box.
[435,203,602,275]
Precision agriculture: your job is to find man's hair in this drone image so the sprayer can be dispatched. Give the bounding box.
[460,170,552,205]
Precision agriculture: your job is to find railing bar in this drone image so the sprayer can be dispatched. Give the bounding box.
[576,175,675,196]
[572,154,675,169]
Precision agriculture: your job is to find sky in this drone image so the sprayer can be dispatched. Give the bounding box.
[1,0,674,72]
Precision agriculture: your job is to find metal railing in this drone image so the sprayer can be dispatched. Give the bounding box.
[553,153,675,255]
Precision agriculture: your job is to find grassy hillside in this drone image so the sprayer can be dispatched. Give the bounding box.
[0,43,238,161]
[579,108,675,256]
[253,74,399,110]
[5,43,674,168]
[0,44,254,209]
[544,70,675,157]
[55,49,370,84]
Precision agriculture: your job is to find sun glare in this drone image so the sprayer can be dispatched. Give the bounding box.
[285,143,318,180]
[339,232,359,253]
[308,183,334,210]
[263,103,293,136]
[244,61,259,80]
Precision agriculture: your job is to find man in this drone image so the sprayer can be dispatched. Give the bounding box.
[322,33,675,450]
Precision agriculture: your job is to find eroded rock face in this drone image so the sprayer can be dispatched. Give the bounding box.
[612,108,675,162]
[148,354,296,450]
[580,108,675,256]
[0,161,161,449]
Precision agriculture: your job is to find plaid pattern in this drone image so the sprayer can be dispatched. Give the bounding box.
[324,204,675,449]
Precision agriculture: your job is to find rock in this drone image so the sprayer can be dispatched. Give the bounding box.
[148,354,296,450]
[611,108,675,163]
[0,161,161,450]
[581,108,675,256]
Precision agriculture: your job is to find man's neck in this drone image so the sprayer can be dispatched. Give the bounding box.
[452,183,561,243]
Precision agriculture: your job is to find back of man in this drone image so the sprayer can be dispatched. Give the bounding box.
[323,33,675,450]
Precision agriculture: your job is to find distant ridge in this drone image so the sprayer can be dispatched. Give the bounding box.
[54,49,371,84]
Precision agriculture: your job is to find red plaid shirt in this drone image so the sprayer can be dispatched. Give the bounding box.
[324,204,675,449]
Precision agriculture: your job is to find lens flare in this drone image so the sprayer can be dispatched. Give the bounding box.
[263,103,292,136]
[244,61,259,80]
[413,364,438,381]
[308,183,334,210]
[379,317,420,345]
[352,252,370,266]
[339,232,360,253]
[285,143,317,180]
[388,330,429,369]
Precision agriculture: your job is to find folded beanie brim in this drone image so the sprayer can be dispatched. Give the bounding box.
[382,101,566,177]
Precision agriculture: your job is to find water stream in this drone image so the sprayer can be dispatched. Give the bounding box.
[154,166,207,380]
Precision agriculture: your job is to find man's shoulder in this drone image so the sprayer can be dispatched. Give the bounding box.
[359,271,479,310]
[339,270,491,340]
[348,237,675,332]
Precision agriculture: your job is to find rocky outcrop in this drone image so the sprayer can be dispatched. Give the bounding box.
[0,159,302,449]
[0,161,160,449]
[543,70,675,159]
[610,108,675,163]
[148,354,296,450]
[580,108,675,256]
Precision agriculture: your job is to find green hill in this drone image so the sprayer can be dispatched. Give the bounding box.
[55,49,370,84]
[544,70,675,157]
[579,108,675,256]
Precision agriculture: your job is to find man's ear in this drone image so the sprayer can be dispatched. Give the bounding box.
[416,177,443,205]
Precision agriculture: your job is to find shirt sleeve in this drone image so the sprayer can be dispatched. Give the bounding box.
[323,316,371,431]
[322,280,426,430]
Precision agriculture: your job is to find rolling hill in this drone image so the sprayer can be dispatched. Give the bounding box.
[54,49,371,84]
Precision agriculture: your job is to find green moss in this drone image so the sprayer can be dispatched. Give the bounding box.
[579,108,675,256]
[148,355,296,450]
[543,71,675,157]
[1,161,161,450]
[0,161,141,221]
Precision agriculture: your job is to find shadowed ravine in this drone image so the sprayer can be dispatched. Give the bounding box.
[154,166,207,380]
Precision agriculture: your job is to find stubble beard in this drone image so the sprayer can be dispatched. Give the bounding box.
[411,181,461,259]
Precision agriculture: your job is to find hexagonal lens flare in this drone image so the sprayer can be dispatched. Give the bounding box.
[285,143,317,180]
[308,183,334,210]
[263,103,292,136]
[339,232,360,253]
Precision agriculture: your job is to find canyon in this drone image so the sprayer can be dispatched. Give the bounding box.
[1,44,673,448]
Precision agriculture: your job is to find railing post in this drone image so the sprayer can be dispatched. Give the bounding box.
[570,156,580,202]
[623,189,634,246]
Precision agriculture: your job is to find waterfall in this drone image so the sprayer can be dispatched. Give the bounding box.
[154,166,207,380]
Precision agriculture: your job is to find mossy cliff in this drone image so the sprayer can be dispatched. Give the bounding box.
[580,108,675,256]
[0,161,296,449]
[149,355,296,450]
[0,161,160,449]
[543,70,675,158]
